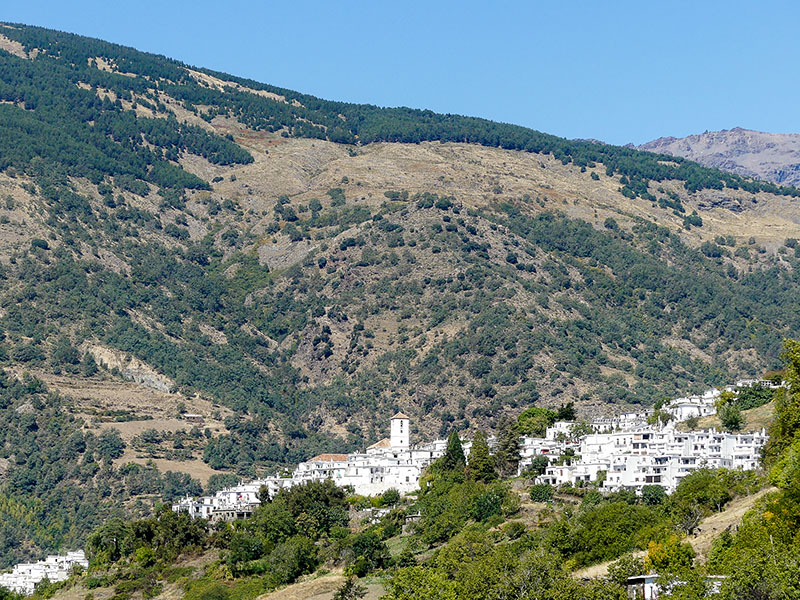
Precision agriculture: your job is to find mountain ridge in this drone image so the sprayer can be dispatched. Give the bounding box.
[639,127,800,187]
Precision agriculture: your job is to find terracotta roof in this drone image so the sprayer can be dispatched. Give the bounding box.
[367,438,391,449]
[308,454,348,462]
[391,412,410,420]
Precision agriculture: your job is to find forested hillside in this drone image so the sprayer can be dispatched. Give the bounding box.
[2,24,800,199]
[22,350,800,600]
[1,23,800,566]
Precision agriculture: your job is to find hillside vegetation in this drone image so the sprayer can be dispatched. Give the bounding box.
[25,340,800,600]
[2,25,799,199]
[1,23,800,567]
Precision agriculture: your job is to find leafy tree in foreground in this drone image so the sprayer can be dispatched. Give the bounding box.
[516,407,557,437]
[641,485,667,506]
[556,401,577,421]
[719,402,745,432]
[607,553,645,586]
[333,577,367,600]
[344,530,390,576]
[676,470,726,512]
[530,483,554,502]
[643,535,695,574]
[381,488,401,507]
[86,518,133,565]
[525,454,550,477]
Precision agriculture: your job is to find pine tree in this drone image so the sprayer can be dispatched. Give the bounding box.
[439,430,466,473]
[333,577,367,600]
[719,402,745,432]
[494,416,521,478]
[467,430,496,482]
[556,402,576,421]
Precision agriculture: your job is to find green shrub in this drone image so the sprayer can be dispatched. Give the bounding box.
[530,484,554,502]
[504,521,526,540]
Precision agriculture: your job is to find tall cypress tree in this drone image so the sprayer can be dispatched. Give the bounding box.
[440,430,466,473]
[467,430,496,482]
[494,416,521,478]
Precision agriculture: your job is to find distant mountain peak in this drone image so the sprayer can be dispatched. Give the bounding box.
[639,128,800,186]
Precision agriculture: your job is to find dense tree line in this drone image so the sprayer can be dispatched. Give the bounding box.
[2,23,797,199]
[0,33,251,191]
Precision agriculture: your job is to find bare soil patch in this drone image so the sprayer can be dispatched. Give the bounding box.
[258,573,384,600]
[0,33,28,59]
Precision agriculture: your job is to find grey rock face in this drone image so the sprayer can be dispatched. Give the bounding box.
[639,127,800,187]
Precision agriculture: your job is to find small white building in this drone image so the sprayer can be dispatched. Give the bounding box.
[735,378,783,389]
[666,389,719,422]
[626,574,660,599]
[626,574,726,599]
[545,421,574,440]
[591,411,650,433]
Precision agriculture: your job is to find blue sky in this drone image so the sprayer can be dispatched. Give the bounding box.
[4,1,800,145]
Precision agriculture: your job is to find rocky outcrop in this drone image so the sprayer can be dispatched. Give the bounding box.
[83,343,174,393]
[639,127,800,187]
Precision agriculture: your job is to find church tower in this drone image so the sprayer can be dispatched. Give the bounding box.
[390,413,410,449]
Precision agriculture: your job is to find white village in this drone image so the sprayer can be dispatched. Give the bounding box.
[0,379,778,597]
[0,553,88,596]
[172,380,773,523]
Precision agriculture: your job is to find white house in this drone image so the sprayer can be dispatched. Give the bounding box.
[665,389,719,422]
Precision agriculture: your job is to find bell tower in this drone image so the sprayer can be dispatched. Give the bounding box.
[390,413,410,449]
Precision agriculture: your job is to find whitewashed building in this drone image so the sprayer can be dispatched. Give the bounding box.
[0,551,88,596]
[517,421,580,473]
[174,382,772,519]
[174,413,449,520]
[591,411,651,432]
[538,424,767,493]
[665,389,720,422]
[626,574,727,598]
